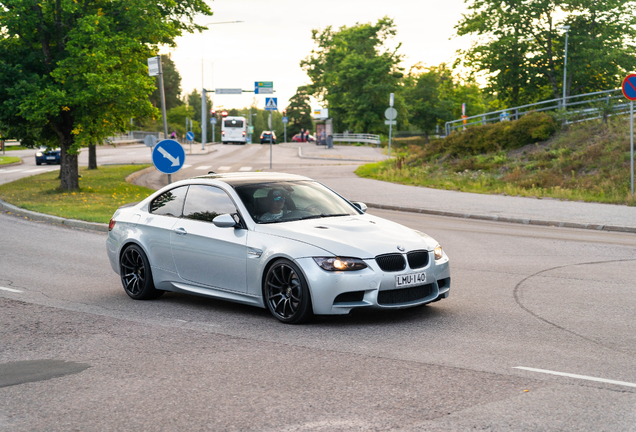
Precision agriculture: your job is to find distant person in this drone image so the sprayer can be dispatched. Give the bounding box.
[170,131,176,139]
[260,189,287,222]
[305,129,311,143]
[300,128,305,143]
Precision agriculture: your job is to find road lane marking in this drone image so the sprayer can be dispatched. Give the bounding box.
[195,165,211,170]
[23,169,47,173]
[0,169,24,174]
[181,164,192,169]
[217,166,231,171]
[238,166,251,171]
[0,286,23,293]
[514,367,636,388]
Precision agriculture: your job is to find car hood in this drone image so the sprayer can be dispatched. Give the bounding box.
[254,214,438,258]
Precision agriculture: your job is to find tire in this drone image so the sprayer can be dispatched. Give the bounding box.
[36,161,41,166]
[264,259,313,324]
[119,244,163,300]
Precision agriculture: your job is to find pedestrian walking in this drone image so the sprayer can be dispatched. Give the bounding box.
[300,128,305,143]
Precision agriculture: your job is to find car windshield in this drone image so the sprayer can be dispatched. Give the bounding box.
[234,181,360,224]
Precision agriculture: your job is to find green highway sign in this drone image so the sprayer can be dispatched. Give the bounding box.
[255,81,274,94]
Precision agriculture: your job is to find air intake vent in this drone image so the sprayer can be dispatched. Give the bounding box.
[407,250,429,269]
[375,253,406,272]
[378,284,434,305]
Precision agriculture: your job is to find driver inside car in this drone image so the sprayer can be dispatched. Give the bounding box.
[260,189,288,222]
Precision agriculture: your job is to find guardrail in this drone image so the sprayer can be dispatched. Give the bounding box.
[332,133,381,146]
[445,89,629,135]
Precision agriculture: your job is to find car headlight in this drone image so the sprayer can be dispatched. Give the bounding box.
[36,152,43,157]
[313,257,368,271]
[434,244,444,261]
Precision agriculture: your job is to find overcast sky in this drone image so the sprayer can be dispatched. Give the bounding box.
[164,0,473,112]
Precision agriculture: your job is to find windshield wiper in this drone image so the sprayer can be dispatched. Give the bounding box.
[293,213,350,221]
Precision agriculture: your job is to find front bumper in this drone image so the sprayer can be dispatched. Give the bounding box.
[297,253,451,315]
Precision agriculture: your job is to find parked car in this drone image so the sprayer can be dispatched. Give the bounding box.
[107,172,451,324]
[291,133,315,142]
[35,147,61,165]
[260,131,276,144]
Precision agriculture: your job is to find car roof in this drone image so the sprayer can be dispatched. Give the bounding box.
[194,171,311,187]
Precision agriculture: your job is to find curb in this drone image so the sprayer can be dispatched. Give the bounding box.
[0,160,24,168]
[365,202,636,234]
[296,146,384,163]
[0,198,108,232]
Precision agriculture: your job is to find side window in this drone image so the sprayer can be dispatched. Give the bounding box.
[183,185,237,223]
[149,186,188,217]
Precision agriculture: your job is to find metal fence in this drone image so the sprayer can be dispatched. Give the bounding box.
[445,88,630,136]
[106,131,164,143]
[332,133,381,146]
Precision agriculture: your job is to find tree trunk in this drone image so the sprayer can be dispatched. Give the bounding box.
[60,139,79,190]
[88,142,97,170]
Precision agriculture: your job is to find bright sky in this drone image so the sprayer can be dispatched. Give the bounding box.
[165,0,473,112]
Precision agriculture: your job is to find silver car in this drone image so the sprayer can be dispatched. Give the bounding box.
[106,172,450,324]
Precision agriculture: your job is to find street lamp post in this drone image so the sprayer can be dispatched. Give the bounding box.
[558,26,571,109]
[200,21,243,150]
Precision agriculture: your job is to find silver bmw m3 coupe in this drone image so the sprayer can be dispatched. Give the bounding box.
[107,172,450,323]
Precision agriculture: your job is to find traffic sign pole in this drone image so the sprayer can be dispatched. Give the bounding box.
[621,75,636,196]
[631,101,634,196]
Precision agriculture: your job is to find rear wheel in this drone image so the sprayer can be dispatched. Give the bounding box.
[120,244,163,300]
[264,259,313,324]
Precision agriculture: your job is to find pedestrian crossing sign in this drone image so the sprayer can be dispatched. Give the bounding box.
[265,97,278,111]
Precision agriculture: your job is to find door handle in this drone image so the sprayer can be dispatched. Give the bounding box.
[174,227,187,235]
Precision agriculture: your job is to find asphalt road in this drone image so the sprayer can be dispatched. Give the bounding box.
[1,143,636,430]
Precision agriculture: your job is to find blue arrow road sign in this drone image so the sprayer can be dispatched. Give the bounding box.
[186,131,194,141]
[152,139,185,174]
[265,97,278,111]
[622,74,636,101]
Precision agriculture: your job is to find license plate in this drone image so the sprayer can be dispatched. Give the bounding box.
[395,271,426,288]
[46,156,55,160]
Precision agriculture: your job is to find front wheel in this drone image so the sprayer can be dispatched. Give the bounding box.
[264,259,313,324]
[120,244,163,300]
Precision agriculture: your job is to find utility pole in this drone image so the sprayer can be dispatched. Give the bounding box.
[558,26,571,109]
[201,87,207,150]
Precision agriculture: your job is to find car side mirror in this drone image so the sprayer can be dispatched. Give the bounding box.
[352,202,367,213]
[213,214,238,228]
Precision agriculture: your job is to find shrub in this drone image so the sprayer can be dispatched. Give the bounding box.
[443,112,558,156]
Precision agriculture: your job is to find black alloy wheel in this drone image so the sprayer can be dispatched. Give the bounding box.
[120,244,163,300]
[264,259,313,324]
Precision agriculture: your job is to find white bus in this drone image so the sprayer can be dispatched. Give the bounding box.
[221,116,248,145]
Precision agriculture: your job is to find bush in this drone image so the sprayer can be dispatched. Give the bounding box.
[443,112,558,156]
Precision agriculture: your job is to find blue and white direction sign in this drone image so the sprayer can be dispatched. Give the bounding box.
[152,139,186,174]
[282,116,288,123]
[265,97,278,111]
[622,74,636,101]
[210,117,217,125]
[255,81,274,94]
[186,131,194,141]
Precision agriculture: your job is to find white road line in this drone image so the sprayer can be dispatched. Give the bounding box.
[0,286,23,293]
[0,169,24,174]
[217,166,231,171]
[195,165,211,170]
[238,166,252,171]
[181,164,192,169]
[23,168,46,173]
[514,367,636,389]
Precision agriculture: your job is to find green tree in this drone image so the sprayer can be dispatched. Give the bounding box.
[0,0,211,190]
[150,55,184,111]
[185,89,212,142]
[301,17,404,134]
[286,87,314,138]
[456,0,636,106]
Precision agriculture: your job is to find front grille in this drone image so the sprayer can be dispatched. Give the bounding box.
[407,250,429,269]
[375,253,406,272]
[378,283,434,305]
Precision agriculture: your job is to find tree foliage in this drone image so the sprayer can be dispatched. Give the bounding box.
[150,55,184,111]
[285,87,314,137]
[301,17,404,134]
[456,0,636,106]
[0,0,211,190]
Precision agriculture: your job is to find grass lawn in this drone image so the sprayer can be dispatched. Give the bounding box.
[2,145,29,151]
[0,164,154,223]
[0,156,21,165]
[357,118,636,206]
